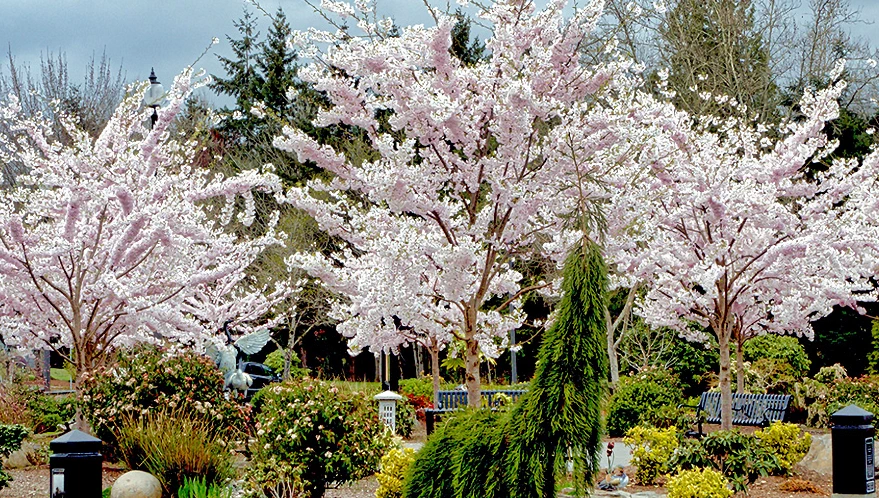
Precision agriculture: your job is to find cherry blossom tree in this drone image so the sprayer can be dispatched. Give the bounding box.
[609,73,879,429]
[0,69,286,410]
[276,0,662,406]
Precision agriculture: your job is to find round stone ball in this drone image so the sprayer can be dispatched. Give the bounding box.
[110,470,162,498]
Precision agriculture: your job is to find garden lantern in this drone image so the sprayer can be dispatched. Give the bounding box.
[49,430,103,498]
[374,390,403,434]
[142,68,164,129]
[832,405,876,497]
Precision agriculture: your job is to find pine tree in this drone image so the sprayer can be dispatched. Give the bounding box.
[211,9,264,135]
[258,8,298,116]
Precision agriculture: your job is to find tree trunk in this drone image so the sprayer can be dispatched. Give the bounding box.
[430,347,441,408]
[414,344,424,379]
[374,354,381,383]
[718,332,733,430]
[736,338,745,393]
[606,307,620,386]
[73,369,90,433]
[464,337,481,407]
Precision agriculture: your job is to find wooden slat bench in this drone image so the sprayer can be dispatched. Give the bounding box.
[680,392,791,437]
[424,389,526,435]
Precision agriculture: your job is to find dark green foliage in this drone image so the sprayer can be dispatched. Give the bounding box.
[0,424,28,489]
[506,241,609,497]
[405,409,510,498]
[404,241,608,498]
[807,305,877,376]
[671,430,780,493]
[606,369,683,437]
[211,9,264,136]
[258,8,298,115]
[743,335,810,378]
[396,397,416,438]
[668,338,718,397]
[450,11,486,67]
[870,320,879,375]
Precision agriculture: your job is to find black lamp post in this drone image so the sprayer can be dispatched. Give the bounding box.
[143,68,164,129]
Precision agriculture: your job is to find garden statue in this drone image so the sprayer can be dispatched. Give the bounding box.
[207,321,271,395]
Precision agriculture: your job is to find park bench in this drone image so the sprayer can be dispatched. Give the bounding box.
[424,389,527,435]
[680,392,791,438]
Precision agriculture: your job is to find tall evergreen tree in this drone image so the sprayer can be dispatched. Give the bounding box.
[211,9,263,136]
[258,8,298,116]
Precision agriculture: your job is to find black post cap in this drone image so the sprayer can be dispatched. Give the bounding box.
[49,430,102,454]
[831,405,875,426]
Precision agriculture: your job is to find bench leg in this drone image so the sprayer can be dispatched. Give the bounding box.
[426,412,435,436]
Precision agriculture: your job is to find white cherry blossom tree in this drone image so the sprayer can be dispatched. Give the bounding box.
[277,0,658,405]
[0,69,286,404]
[608,75,879,429]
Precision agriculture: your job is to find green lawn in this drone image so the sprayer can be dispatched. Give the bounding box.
[50,368,72,382]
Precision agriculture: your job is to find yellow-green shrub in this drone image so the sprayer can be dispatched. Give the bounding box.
[754,421,811,474]
[375,447,416,498]
[667,468,733,498]
[623,425,679,484]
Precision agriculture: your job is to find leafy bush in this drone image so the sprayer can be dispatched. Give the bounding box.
[375,447,416,498]
[623,426,679,485]
[263,349,308,378]
[607,368,683,436]
[0,385,74,433]
[793,367,879,427]
[405,393,433,422]
[395,397,415,438]
[754,422,811,474]
[668,337,719,397]
[0,424,29,489]
[244,379,392,498]
[80,346,248,456]
[672,429,780,492]
[177,476,233,498]
[398,377,434,400]
[743,335,810,378]
[666,468,733,498]
[116,407,234,496]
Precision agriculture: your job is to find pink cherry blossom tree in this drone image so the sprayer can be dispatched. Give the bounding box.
[277,0,659,406]
[0,69,287,410]
[609,75,879,429]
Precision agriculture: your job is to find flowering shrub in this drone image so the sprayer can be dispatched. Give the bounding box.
[244,379,391,497]
[375,447,416,498]
[623,425,679,484]
[754,422,811,475]
[607,368,683,436]
[80,346,248,456]
[794,366,879,427]
[666,468,733,498]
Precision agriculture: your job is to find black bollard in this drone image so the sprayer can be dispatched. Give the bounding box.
[49,430,103,498]
[832,405,876,498]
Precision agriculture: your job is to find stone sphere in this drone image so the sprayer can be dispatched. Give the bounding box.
[111,470,162,498]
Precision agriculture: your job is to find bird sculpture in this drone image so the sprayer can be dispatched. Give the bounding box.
[206,321,271,396]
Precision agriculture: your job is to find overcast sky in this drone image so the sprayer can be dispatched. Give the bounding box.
[1,0,878,109]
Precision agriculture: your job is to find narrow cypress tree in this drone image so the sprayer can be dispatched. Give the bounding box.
[505,239,609,497]
[404,240,608,497]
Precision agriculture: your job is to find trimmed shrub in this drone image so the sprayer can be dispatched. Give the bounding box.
[743,335,810,378]
[623,426,679,485]
[116,407,234,496]
[607,368,683,436]
[244,379,391,498]
[80,346,248,456]
[375,447,416,498]
[754,422,811,475]
[666,468,733,498]
[395,397,416,438]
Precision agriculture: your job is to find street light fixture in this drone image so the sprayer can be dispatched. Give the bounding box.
[143,68,164,129]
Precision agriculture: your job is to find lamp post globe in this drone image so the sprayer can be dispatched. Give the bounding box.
[143,68,164,129]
